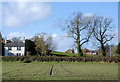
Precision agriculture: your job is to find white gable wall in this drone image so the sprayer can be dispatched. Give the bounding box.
[5,47,25,56]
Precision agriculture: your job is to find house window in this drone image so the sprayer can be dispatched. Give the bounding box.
[8,53,14,56]
[17,53,21,56]
[17,47,21,50]
[8,47,12,50]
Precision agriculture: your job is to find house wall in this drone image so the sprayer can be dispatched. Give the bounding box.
[4,47,25,56]
[84,51,97,55]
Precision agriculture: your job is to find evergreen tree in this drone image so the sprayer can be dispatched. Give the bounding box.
[116,43,120,54]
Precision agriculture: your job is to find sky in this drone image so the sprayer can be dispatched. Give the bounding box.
[2,2,118,52]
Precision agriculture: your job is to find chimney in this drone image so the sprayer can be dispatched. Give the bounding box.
[23,37,25,43]
[5,37,7,44]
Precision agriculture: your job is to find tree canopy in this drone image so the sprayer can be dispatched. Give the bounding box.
[116,43,120,54]
[25,39,36,55]
[63,12,93,56]
[92,16,114,56]
[33,33,56,56]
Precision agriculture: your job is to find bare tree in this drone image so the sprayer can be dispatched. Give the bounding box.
[93,16,114,56]
[34,33,56,56]
[11,37,22,42]
[63,12,93,56]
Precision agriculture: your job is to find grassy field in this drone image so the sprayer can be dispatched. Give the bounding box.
[2,62,118,80]
[50,51,101,57]
[50,51,79,57]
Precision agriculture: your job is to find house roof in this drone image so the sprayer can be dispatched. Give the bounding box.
[66,49,72,51]
[5,42,25,47]
[65,49,74,53]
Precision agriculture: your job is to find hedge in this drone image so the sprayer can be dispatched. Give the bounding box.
[2,56,120,63]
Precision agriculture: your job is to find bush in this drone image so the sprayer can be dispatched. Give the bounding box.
[23,58,31,63]
[18,56,24,61]
[2,56,18,61]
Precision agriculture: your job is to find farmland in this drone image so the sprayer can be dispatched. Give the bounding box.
[2,62,118,80]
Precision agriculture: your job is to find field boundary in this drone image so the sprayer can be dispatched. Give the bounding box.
[2,56,119,63]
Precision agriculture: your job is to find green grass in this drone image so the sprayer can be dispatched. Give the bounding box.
[2,62,118,80]
[50,51,79,57]
[50,51,101,57]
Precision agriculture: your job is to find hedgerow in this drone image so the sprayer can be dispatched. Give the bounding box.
[2,56,120,63]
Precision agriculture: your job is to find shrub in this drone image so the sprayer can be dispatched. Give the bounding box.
[18,56,24,61]
[23,58,31,63]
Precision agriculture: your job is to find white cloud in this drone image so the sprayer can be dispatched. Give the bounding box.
[84,13,93,17]
[57,37,74,52]
[52,34,74,52]
[3,2,52,28]
[7,32,32,39]
[52,33,57,38]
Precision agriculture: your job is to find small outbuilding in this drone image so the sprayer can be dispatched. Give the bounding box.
[65,49,74,53]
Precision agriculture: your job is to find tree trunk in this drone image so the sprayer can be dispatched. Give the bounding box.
[77,44,83,56]
[76,25,83,56]
[101,44,106,56]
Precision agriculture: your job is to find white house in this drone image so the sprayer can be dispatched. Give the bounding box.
[4,38,25,56]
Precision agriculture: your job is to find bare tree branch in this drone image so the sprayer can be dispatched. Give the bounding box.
[93,16,114,56]
[103,35,114,44]
[62,11,93,56]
